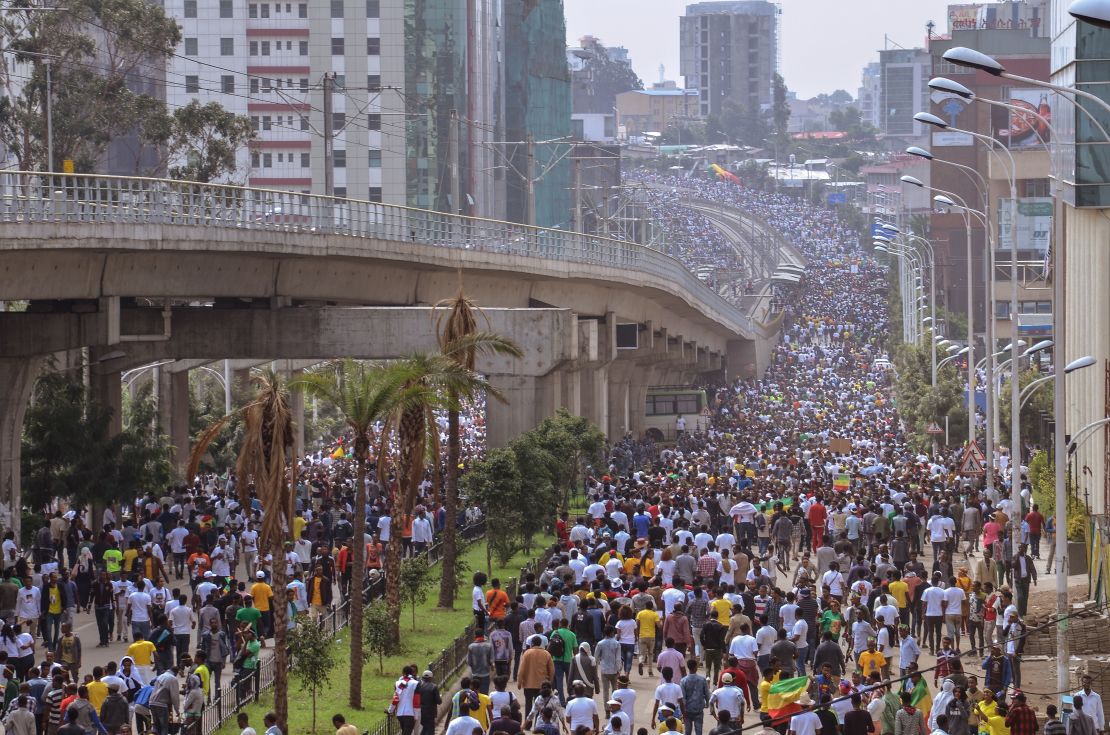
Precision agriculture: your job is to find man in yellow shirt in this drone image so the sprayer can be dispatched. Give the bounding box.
[635,600,660,676]
[126,634,157,683]
[250,572,274,640]
[293,515,307,540]
[709,590,732,625]
[857,638,886,679]
[888,573,909,625]
[86,666,108,712]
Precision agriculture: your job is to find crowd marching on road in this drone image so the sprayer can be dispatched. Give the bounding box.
[0,176,1098,735]
[420,177,1098,735]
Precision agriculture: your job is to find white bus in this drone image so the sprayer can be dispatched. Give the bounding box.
[643,387,709,442]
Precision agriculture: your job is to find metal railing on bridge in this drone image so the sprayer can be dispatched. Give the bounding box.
[0,171,755,334]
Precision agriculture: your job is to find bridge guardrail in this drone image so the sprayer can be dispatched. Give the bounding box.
[0,171,755,337]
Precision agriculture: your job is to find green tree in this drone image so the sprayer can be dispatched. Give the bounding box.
[572,38,643,114]
[0,0,251,175]
[399,556,435,630]
[291,361,406,710]
[362,601,394,674]
[463,447,526,569]
[1028,450,1086,541]
[893,342,969,450]
[999,368,1054,448]
[715,100,770,148]
[771,73,791,144]
[288,614,338,734]
[529,409,606,510]
[120,383,175,492]
[433,290,521,609]
[141,100,256,182]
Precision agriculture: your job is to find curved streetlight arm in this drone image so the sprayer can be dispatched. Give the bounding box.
[1019,374,1055,411]
[1068,417,1110,456]
[938,349,970,371]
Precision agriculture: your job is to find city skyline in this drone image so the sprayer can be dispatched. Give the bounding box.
[565,0,955,100]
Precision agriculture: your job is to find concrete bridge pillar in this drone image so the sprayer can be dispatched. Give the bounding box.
[0,358,42,540]
[485,372,562,448]
[157,368,191,480]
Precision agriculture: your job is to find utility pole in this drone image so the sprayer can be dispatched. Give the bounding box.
[448,109,460,215]
[322,72,335,197]
[525,133,536,227]
[573,151,582,233]
[44,58,53,174]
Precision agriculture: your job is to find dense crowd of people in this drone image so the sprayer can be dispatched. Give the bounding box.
[432,175,1095,735]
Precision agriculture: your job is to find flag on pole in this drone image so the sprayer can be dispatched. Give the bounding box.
[766,676,809,723]
[833,474,851,492]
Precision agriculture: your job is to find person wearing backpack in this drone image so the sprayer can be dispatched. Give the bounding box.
[548,620,576,703]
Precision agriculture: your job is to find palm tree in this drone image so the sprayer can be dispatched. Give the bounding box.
[434,290,522,608]
[379,348,506,637]
[186,369,295,733]
[290,361,403,709]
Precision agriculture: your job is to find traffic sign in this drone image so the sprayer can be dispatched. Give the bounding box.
[926,422,944,435]
[958,443,986,475]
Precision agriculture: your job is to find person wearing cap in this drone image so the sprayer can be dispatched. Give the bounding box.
[249,572,274,640]
[709,673,744,727]
[413,671,441,735]
[604,699,631,735]
[612,674,637,734]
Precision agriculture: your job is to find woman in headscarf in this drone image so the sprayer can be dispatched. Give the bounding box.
[71,548,95,613]
[182,674,205,735]
[930,679,955,733]
[571,642,600,700]
[118,656,145,698]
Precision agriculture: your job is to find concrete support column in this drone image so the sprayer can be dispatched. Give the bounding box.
[627,367,655,439]
[486,373,562,448]
[158,369,191,480]
[560,369,581,419]
[0,358,43,540]
[290,372,305,464]
[580,364,609,435]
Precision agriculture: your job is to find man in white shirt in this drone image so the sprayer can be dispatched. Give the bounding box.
[168,594,195,665]
[240,525,259,578]
[1075,675,1106,731]
[15,582,40,637]
[920,577,947,655]
[377,514,391,543]
[709,673,746,722]
[611,676,637,733]
[166,522,189,580]
[942,581,966,650]
[787,695,820,735]
[411,509,434,554]
[565,683,599,732]
[128,580,153,641]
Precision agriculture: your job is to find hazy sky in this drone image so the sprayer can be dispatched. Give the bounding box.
[564,0,956,99]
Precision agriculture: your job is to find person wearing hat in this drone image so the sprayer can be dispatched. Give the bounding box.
[787,693,819,735]
[605,698,631,735]
[415,671,441,735]
[612,674,637,734]
[249,572,274,640]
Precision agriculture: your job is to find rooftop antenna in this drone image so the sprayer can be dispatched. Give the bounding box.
[926,20,936,40]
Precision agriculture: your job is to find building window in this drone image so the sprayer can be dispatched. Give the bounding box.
[331,37,344,54]
[251,152,260,167]
[368,150,381,167]
[299,77,308,91]
[184,0,197,16]
[220,38,234,55]
[330,0,342,16]
[250,116,259,130]
[262,115,272,130]
[261,41,270,55]
[995,302,1011,318]
[249,41,258,55]
[334,187,346,197]
[299,40,308,55]
[263,153,272,167]
[366,37,379,55]
[367,113,380,130]
[366,0,378,16]
[300,116,309,130]
[184,37,198,55]
[185,75,199,93]
[1023,178,1051,197]
[221,75,235,93]
[334,150,346,167]
[369,186,381,202]
[300,152,310,167]
[260,2,269,16]
[248,3,256,16]
[332,112,345,130]
[261,78,272,92]
[334,74,345,88]
[367,74,380,89]
[298,2,307,16]
[250,78,259,94]
[219,0,232,17]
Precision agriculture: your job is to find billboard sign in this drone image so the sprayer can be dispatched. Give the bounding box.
[997,197,1053,253]
[991,89,1053,149]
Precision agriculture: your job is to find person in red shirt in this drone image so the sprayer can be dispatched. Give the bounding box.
[1025,504,1046,559]
[808,500,828,550]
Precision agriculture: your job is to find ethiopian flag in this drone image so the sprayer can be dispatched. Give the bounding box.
[766,676,809,724]
[833,474,850,492]
[910,676,932,723]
